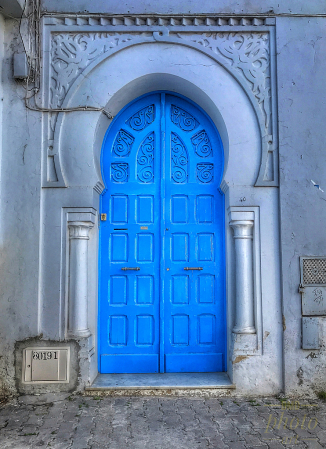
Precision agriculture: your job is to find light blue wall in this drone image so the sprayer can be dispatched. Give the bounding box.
[41,0,326,15]
[0,1,326,396]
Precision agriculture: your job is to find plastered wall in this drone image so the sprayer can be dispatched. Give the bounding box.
[0,4,325,397]
[277,17,326,396]
[0,18,42,395]
[41,0,326,16]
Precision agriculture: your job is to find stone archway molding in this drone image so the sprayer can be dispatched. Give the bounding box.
[42,15,278,188]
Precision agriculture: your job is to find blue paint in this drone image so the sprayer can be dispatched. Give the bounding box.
[99,92,226,373]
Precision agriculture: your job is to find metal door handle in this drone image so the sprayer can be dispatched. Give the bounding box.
[121,267,140,271]
[184,267,203,271]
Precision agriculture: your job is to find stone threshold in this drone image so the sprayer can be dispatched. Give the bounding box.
[84,372,235,396]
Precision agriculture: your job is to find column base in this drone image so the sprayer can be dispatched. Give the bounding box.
[232,326,256,334]
[67,329,91,339]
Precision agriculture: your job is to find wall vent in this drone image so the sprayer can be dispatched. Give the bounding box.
[301,257,326,286]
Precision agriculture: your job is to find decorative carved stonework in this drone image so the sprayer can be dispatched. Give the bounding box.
[44,16,277,188]
[50,32,270,129]
[177,32,271,133]
[47,15,272,28]
[51,33,145,108]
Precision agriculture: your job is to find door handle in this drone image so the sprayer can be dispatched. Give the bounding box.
[121,267,140,271]
[184,267,203,271]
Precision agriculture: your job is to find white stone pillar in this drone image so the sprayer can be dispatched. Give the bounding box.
[230,212,255,334]
[67,221,94,338]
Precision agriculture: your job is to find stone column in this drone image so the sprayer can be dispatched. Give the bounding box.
[67,221,94,338]
[230,212,255,334]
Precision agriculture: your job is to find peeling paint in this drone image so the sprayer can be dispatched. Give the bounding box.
[282,315,286,331]
[233,355,249,364]
[264,331,270,340]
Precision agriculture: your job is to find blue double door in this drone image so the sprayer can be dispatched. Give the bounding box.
[99,92,226,373]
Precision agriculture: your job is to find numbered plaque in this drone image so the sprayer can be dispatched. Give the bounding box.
[23,347,70,383]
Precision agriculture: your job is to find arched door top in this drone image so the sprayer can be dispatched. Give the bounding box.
[101,92,224,191]
[99,92,226,374]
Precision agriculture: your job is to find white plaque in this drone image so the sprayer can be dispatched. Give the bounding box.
[23,347,70,383]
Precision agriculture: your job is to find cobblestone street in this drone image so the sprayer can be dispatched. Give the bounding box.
[0,394,325,448]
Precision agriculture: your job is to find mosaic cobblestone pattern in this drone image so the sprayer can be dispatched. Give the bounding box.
[0,395,325,448]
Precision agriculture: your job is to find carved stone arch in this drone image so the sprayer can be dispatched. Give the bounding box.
[53,50,262,196]
[48,29,276,188]
[39,18,281,394]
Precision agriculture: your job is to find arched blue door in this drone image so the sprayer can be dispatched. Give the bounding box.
[99,92,226,373]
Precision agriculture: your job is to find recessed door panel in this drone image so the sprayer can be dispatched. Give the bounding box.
[100,92,225,374]
[136,275,154,304]
[196,195,213,223]
[111,195,128,224]
[172,233,189,261]
[172,275,189,304]
[136,315,154,345]
[137,195,154,223]
[109,276,128,305]
[171,195,188,223]
[137,234,154,262]
[197,275,215,304]
[197,233,214,261]
[109,316,128,346]
[172,315,189,345]
[198,314,215,345]
[111,234,128,262]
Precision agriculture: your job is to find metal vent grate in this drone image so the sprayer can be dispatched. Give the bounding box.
[302,258,326,285]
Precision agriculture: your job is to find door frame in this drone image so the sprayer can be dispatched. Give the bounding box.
[98,90,227,373]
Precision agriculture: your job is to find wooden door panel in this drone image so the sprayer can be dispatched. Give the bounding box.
[100,94,161,373]
[164,94,225,372]
[99,92,226,373]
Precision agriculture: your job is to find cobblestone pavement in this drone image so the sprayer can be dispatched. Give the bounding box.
[0,394,325,448]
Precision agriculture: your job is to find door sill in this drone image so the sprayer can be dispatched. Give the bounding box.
[85,372,235,395]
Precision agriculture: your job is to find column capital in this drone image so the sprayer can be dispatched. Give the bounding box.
[68,221,94,240]
[229,210,254,222]
[230,220,254,239]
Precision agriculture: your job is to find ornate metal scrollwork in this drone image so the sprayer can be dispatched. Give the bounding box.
[191,130,212,157]
[197,163,214,183]
[126,105,155,131]
[171,132,188,183]
[113,129,135,157]
[137,132,155,183]
[111,162,129,182]
[171,105,199,132]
